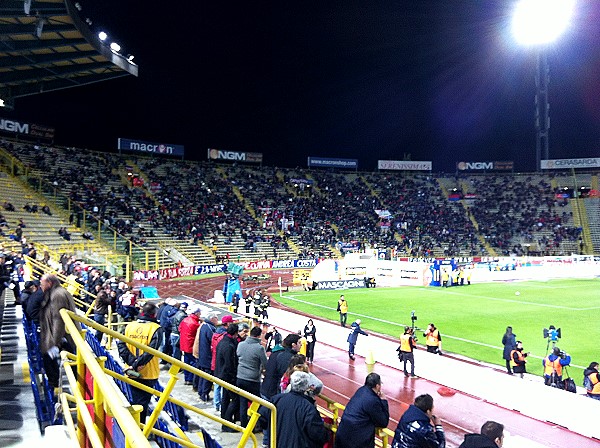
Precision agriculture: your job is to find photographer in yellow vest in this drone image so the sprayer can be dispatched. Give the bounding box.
[117,302,163,423]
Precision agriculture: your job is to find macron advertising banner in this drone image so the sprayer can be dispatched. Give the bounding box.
[207,148,263,164]
[541,158,600,170]
[378,160,432,171]
[0,117,55,141]
[307,157,358,169]
[118,138,185,157]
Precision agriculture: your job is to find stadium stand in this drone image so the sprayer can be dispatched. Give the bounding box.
[0,139,597,272]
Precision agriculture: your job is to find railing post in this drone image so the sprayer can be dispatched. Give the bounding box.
[76,335,87,446]
[94,357,107,444]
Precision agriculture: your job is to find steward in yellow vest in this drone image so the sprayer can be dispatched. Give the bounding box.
[337,295,348,327]
[117,302,163,423]
[423,323,442,355]
[398,327,417,377]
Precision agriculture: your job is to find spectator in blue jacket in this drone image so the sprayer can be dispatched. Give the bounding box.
[197,312,218,402]
[392,394,445,448]
[335,373,389,448]
[347,319,368,360]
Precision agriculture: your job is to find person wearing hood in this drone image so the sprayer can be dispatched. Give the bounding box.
[267,371,328,448]
[391,393,445,448]
[458,421,504,448]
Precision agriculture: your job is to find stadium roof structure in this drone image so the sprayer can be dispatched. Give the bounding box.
[0,0,138,109]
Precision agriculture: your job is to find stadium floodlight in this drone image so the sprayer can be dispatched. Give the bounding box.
[512,0,575,46]
[127,55,135,63]
[98,31,107,41]
[511,0,576,171]
[110,42,121,53]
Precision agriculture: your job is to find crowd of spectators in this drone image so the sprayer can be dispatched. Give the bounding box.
[463,175,582,256]
[0,141,591,260]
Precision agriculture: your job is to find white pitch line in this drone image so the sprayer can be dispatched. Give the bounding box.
[426,288,584,310]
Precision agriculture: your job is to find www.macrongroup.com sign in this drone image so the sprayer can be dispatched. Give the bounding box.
[133,259,320,281]
[307,157,358,169]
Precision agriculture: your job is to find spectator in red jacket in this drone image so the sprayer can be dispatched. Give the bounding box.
[179,304,202,385]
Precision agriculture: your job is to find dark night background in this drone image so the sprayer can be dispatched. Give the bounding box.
[6,1,600,171]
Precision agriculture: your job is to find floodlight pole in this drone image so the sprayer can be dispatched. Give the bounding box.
[534,49,550,172]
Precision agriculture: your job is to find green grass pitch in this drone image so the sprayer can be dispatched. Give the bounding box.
[277,278,599,380]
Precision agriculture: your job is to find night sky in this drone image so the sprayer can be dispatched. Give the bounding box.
[8,1,600,172]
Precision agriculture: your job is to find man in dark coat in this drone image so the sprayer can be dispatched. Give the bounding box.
[347,319,368,360]
[269,371,328,448]
[39,273,80,388]
[22,280,43,322]
[335,373,389,448]
[261,333,301,400]
[215,323,239,430]
[458,421,504,448]
[391,394,445,448]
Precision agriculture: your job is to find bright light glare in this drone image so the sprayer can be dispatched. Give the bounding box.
[110,42,121,52]
[512,0,575,45]
[98,31,107,41]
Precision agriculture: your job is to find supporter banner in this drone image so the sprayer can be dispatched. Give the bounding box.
[289,178,313,185]
[316,279,367,290]
[0,117,55,141]
[375,210,393,219]
[378,160,432,171]
[541,158,600,170]
[336,241,361,251]
[207,148,263,164]
[456,161,513,171]
[133,259,322,282]
[118,138,185,157]
[307,157,358,169]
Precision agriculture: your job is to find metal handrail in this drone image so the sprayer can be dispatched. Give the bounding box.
[60,310,277,448]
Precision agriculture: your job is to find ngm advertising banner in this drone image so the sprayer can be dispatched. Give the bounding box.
[118,138,185,157]
[456,161,514,171]
[0,117,55,141]
[207,148,263,163]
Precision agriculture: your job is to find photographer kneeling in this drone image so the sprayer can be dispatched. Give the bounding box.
[543,346,571,386]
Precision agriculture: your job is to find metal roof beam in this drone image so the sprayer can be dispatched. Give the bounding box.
[0,50,99,68]
[0,23,75,35]
[1,71,130,100]
[0,6,67,18]
[0,37,86,53]
[0,60,114,83]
